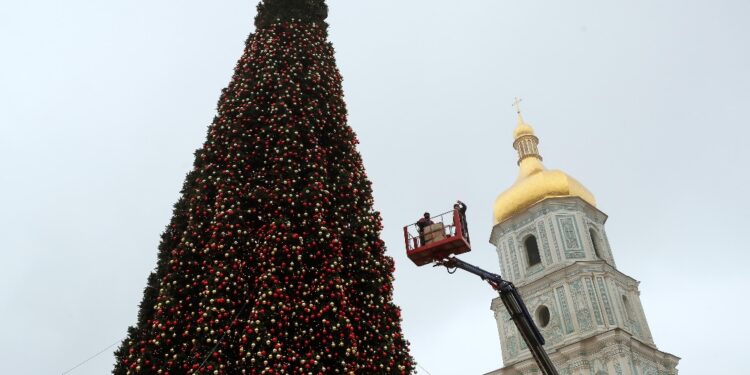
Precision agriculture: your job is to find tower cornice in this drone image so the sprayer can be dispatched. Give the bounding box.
[490,195,607,245]
[484,328,680,375]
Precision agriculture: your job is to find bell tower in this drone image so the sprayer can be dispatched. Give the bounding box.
[486,104,679,375]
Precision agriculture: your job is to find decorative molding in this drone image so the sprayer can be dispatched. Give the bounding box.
[527,262,545,277]
[490,196,608,244]
[617,287,645,341]
[597,277,617,326]
[517,261,638,295]
[557,215,585,259]
[548,217,564,264]
[629,357,639,375]
[602,227,617,267]
[614,361,623,375]
[509,238,521,281]
[570,279,593,332]
[585,277,605,326]
[516,224,537,240]
[556,286,575,334]
[497,241,508,278]
[537,221,553,266]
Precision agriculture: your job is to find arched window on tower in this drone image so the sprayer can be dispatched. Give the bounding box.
[589,228,603,259]
[524,235,541,266]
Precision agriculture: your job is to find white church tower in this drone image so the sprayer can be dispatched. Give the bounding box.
[486,106,679,375]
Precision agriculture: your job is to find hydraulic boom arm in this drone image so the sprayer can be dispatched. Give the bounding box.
[436,257,559,375]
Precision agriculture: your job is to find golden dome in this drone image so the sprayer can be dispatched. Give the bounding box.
[493,114,596,225]
[512,118,535,139]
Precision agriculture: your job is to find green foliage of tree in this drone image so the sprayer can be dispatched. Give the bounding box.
[255,0,328,29]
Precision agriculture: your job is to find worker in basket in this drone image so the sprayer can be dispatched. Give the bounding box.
[454,200,469,243]
[416,212,433,247]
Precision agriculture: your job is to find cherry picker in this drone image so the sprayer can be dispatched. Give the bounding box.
[403,205,558,375]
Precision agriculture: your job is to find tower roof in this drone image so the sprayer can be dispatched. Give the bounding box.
[493,105,596,225]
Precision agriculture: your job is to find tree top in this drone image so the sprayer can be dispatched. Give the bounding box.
[255,0,329,29]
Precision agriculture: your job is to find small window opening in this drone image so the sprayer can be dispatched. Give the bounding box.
[525,235,541,266]
[589,228,602,259]
[536,305,551,328]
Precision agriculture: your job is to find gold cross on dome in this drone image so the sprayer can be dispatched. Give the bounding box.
[512,97,523,115]
[512,97,526,123]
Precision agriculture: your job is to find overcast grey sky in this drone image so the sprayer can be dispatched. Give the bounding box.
[1,1,749,374]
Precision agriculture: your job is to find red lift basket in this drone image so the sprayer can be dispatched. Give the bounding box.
[404,209,471,266]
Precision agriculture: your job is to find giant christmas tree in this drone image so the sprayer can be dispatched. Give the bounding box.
[113,1,415,373]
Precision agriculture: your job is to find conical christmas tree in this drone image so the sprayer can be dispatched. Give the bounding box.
[113,1,415,374]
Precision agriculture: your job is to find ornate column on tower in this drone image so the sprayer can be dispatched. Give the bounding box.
[486,104,679,375]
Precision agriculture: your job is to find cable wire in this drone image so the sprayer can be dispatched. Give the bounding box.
[417,363,433,375]
[62,340,120,375]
